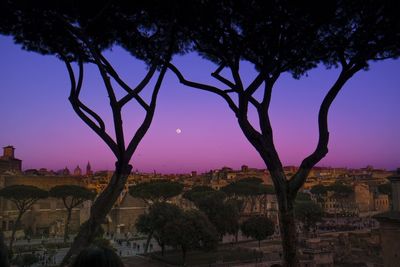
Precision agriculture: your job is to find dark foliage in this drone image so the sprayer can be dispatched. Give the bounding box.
[167,2,399,265]
[182,186,216,202]
[163,210,218,265]
[71,245,124,267]
[129,180,183,204]
[294,200,323,234]
[0,185,48,251]
[0,1,186,264]
[49,185,96,242]
[136,202,182,254]
[241,216,275,248]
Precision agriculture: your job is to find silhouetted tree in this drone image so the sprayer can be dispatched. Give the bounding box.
[0,185,48,251]
[310,184,328,203]
[0,232,9,267]
[0,1,184,264]
[327,183,354,215]
[220,200,242,239]
[129,180,184,205]
[168,1,400,265]
[295,192,312,202]
[184,188,225,207]
[136,202,182,255]
[294,200,323,236]
[377,183,392,197]
[49,185,96,242]
[192,190,240,239]
[12,253,39,267]
[182,186,215,203]
[241,216,275,248]
[163,210,218,265]
[183,187,241,240]
[221,178,273,213]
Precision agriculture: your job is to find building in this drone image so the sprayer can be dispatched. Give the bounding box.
[0,146,21,174]
[86,162,93,176]
[73,165,82,176]
[105,189,146,235]
[0,146,150,238]
[374,169,400,267]
[0,174,89,237]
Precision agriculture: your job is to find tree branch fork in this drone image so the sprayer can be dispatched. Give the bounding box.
[168,59,364,196]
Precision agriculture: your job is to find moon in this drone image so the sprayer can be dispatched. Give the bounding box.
[176,128,182,134]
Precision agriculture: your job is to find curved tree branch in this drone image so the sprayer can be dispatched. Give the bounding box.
[117,64,157,109]
[97,53,153,111]
[246,71,268,96]
[211,64,236,89]
[60,21,126,157]
[168,63,239,114]
[255,77,284,173]
[229,57,244,91]
[125,64,168,159]
[61,56,119,157]
[289,64,363,193]
[73,59,106,131]
[85,43,126,158]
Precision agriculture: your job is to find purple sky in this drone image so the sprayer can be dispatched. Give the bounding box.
[1,36,399,173]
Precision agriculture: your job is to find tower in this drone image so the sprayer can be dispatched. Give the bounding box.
[63,167,70,176]
[2,146,15,159]
[86,162,93,176]
[0,145,22,173]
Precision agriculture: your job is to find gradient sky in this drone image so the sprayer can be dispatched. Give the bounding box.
[1,36,399,173]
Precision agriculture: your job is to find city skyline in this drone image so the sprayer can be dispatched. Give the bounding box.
[1,35,400,173]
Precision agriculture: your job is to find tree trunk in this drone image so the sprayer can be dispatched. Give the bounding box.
[0,232,10,267]
[9,211,23,252]
[144,231,153,254]
[182,246,187,266]
[277,194,300,267]
[64,208,72,243]
[60,163,132,266]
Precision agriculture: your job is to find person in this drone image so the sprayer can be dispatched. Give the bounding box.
[70,245,124,267]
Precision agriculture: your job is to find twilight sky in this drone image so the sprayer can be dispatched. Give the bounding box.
[1,36,399,173]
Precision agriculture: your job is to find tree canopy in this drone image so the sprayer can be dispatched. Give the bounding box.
[49,185,96,203]
[136,202,183,255]
[294,200,323,235]
[221,178,273,214]
[182,186,216,203]
[129,180,184,204]
[310,184,328,197]
[327,183,354,198]
[241,216,275,248]
[0,185,48,250]
[49,185,96,242]
[167,1,399,265]
[295,192,312,202]
[163,210,218,265]
[2,1,399,266]
[0,1,187,263]
[377,183,392,196]
[0,185,48,203]
[221,178,272,198]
